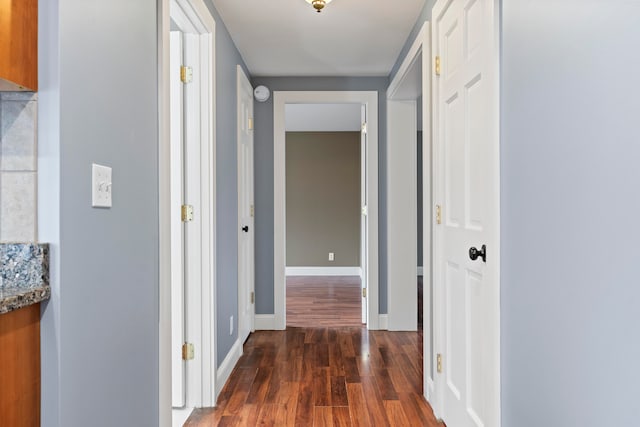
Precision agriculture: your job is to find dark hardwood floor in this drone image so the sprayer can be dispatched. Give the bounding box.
[286,276,362,328]
[185,327,440,426]
[183,276,432,426]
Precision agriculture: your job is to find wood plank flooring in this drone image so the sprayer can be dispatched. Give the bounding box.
[286,276,362,327]
[184,327,441,426]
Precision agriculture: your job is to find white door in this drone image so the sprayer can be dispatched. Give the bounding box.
[360,104,368,324]
[169,31,186,408]
[237,66,255,343]
[433,0,500,425]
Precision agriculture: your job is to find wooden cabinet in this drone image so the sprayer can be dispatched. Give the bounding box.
[0,303,40,427]
[0,0,38,91]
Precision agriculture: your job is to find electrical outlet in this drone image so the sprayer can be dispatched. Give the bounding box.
[230,316,234,335]
[328,252,334,261]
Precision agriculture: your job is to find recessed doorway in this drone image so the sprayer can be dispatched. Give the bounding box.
[284,103,363,328]
[272,91,380,331]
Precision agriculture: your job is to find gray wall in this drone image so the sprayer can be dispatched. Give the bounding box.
[286,132,360,267]
[251,76,389,314]
[200,0,251,368]
[38,0,159,425]
[501,1,640,425]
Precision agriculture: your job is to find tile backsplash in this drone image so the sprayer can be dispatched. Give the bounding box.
[0,92,37,242]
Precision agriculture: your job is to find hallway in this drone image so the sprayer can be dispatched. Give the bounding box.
[184,327,440,426]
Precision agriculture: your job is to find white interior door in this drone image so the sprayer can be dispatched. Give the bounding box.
[433,0,500,425]
[360,104,368,324]
[169,31,186,409]
[237,66,255,343]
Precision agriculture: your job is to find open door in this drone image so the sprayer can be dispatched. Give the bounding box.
[169,30,186,409]
[360,104,368,324]
[237,66,255,343]
[432,0,500,424]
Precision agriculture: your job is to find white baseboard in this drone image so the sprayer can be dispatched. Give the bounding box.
[172,407,193,427]
[417,266,424,276]
[286,266,362,276]
[215,338,243,399]
[254,314,277,330]
[426,377,436,402]
[379,314,389,330]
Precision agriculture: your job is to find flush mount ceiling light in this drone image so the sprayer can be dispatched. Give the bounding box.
[305,0,333,13]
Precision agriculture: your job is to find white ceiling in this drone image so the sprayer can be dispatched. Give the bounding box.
[285,104,361,131]
[211,0,426,76]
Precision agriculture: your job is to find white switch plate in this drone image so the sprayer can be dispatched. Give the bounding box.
[230,316,234,335]
[92,163,112,208]
[328,252,334,261]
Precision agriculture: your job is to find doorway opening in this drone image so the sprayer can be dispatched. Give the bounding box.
[284,104,363,327]
[272,91,380,331]
[386,20,433,400]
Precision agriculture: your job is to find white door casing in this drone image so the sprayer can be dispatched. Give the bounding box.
[160,0,216,424]
[387,20,434,396]
[237,65,255,343]
[432,0,500,425]
[272,91,379,331]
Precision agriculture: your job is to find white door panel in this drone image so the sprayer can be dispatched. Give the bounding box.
[360,104,368,324]
[170,31,186,409]
[433,0,500,425]
[237,66,255,343]
[183,33,204,410]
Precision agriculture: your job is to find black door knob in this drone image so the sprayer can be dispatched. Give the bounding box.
[469,244,486,262]
[242,225,249,232]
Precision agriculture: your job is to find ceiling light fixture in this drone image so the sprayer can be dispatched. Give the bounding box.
[305,0,332,13]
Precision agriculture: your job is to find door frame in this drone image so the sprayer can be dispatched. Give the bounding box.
[431,0,501,422]
[271,91,380,330]
[159,0,217,425]
[387,20,434,397]
[236,65,255,340]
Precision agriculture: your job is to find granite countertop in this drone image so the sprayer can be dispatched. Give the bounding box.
[0,285,51,314]
[0,243,50,314]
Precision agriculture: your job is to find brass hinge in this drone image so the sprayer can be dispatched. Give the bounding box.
[250,291,255,304]
[362,288,367,298]
[248,118,254,131]
[437,353,442,373]
[250,204,255,217]
[435,56,441,76]
[181,204,194,222]
[182,343,194,361]
[436,205,442,225]
[180,66,193,84]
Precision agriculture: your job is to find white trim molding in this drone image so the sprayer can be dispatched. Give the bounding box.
[215,338,243,399]
[172,408,194,427]
[254,314,277,330]
[285,267,362,276]
[379,314,389,330]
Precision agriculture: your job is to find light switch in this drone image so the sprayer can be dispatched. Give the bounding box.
[92,163,112,208]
